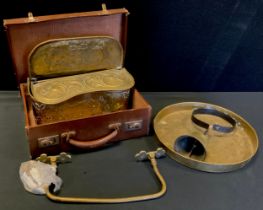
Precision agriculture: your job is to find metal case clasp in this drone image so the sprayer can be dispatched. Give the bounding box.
[38,135,60,148]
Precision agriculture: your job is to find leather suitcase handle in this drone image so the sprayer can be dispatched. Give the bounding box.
[62,123,121,149]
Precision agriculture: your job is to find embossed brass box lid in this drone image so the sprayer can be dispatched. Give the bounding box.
[29,36,123,79]
[28,36,135,105]
[154,102,259,172]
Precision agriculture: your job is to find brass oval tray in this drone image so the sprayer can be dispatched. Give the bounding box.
[153,102,259,172]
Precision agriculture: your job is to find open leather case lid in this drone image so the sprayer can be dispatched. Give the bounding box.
[3,7,129,85]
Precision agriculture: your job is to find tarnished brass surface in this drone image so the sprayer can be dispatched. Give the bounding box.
[27,36,135,124]
[31,68,134,104]
[29,36,123,78]
[154,102,259,172]
[32,90,131,124]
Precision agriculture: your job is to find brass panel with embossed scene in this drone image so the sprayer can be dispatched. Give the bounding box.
[28,36,135,124]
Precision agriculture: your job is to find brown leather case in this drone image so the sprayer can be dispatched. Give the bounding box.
[4,7,152,158]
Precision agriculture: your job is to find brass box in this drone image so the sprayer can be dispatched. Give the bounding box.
[28,36,134,124]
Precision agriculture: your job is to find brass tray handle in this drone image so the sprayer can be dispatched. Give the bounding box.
[43,149,167,203]
[62,123,121,149]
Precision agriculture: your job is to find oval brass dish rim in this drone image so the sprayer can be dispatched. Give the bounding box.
[153,102,259,171]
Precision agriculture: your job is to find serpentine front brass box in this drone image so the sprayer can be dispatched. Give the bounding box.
[28,36,134,124]
[4,6,152,158]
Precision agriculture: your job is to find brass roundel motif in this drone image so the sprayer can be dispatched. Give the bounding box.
[37,82,67,101]
[101,71,127,87]
[65,81,85,96]
[31,68,135,104]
